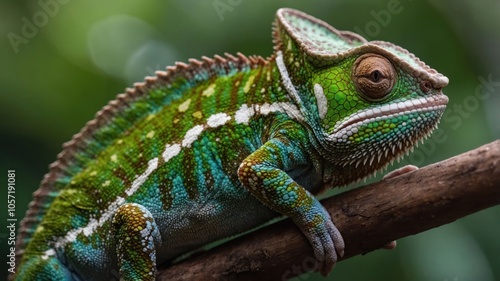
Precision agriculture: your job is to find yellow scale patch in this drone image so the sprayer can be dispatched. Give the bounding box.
[178,98,191,112]
[35,225,44,233]
[244,75,255,93]
[202,84,216,97]
[192,111,203,119]
[146,131,155,139]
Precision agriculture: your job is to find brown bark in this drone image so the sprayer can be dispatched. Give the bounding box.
[158,140,500,281]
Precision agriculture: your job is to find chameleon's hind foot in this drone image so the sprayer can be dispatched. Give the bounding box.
[112,203,161,281]
[383,165,418,180]
[379,165,418,251]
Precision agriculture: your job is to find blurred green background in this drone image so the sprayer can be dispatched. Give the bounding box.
[1,0,499,280]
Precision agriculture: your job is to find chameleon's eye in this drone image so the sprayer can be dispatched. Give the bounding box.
[353,54,396,101]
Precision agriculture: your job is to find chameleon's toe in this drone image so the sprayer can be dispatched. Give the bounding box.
[321,215,345,276]
[382,240,397,249]
[328,218,345,258]
[383,165,419,180]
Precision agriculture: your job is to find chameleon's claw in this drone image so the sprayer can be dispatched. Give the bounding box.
[383,165,419,180]
[382,240,397,250]
[329,220,345,258]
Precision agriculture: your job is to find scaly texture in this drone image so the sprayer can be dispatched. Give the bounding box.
[13,8,448,280]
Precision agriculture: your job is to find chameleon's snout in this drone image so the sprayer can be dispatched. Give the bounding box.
[419,71,449,93]
[434,73,449,88]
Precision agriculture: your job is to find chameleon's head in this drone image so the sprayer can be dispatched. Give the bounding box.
[274,8,449,184]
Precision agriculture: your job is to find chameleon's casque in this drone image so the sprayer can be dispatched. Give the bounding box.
[13,8,448,280]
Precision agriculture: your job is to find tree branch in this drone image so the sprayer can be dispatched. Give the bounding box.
[158,140,500,281]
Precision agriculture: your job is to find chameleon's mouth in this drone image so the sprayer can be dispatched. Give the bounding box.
[329,94,449,141]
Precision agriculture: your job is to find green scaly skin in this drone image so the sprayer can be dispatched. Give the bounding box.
[12,8,448,280]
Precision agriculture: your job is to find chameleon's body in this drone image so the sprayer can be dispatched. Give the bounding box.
[13,9,448,280]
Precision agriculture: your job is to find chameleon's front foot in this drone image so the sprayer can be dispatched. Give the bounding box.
[238,135,346,276]
[294,201,345,276]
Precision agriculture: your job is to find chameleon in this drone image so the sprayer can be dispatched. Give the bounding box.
[12,8,449,280]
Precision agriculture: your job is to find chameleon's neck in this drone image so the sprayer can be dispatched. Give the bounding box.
[270,53,382,189]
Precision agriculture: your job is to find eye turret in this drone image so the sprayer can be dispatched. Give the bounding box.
[353,54,396,101]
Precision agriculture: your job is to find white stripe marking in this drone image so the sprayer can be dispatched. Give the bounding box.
[314,83,328,119]
[207,113,231,128]
[126,158,158,196]
[234,102,303,124]
[332,96,449,134]
[235,104,254,124]
[162,144,181,162]
[276,51,302,106]
[182,125,204,147]
[278,102,304,121]
[42,249,55,260]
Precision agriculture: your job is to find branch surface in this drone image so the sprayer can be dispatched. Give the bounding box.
[158,140,500,281]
